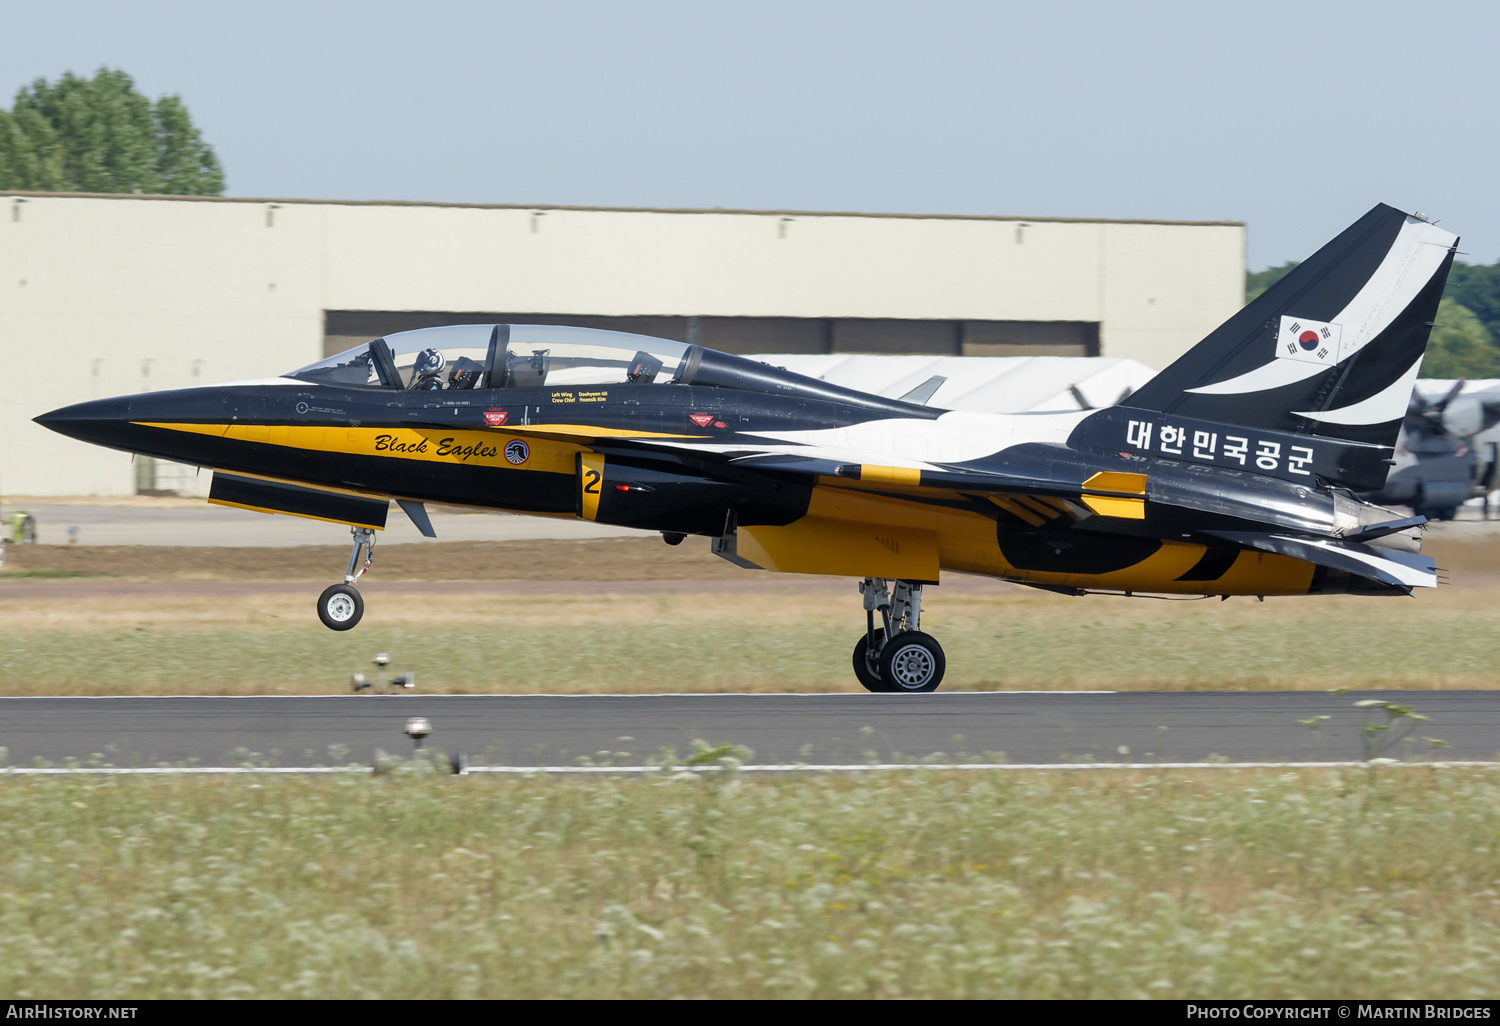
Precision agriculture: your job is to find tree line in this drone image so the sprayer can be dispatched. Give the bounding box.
[1249,256,1500,379]
[0,68,222,196]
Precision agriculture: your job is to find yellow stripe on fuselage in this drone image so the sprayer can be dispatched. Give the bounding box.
[135,422,588,474]
[149,421,704,442]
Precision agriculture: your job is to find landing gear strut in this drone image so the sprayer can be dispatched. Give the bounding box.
[317,527,374,631]
[852,578,946,693]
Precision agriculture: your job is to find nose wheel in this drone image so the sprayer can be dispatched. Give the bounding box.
[853,579,945,693]
[318,584,364,630]
[317,527,375,631]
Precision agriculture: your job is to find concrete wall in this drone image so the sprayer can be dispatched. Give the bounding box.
[0,193,1243,495]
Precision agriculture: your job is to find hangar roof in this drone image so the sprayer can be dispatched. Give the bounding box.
[2,190,1243,227]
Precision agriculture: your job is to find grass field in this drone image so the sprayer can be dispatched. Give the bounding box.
[0,588,1498,695]
[2,765,1497,999]
[2,532,1496,1000]
[0,535,1496,695]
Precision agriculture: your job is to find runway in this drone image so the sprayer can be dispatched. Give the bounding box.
[2,691,1496,768]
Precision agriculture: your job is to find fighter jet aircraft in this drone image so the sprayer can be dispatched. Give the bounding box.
[35,203,1453,693]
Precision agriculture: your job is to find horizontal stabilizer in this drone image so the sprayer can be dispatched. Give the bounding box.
[1207,531,1435,591]
[1341,514,1427,543]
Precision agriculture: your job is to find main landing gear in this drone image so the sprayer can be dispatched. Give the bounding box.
[317,527,374,631]
[852,578,946,693]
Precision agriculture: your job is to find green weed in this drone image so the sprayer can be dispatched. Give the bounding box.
[1,767,1498,998]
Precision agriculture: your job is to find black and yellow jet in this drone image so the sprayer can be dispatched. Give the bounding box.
[36,204,1453,693]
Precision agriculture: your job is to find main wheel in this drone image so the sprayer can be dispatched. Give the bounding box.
[877,631,946,693]
[317,584,364,631]
[852,629,890,692]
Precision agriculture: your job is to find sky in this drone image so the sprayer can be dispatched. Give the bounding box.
[3,0,1496,269]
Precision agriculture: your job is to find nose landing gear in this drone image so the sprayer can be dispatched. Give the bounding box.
[317,527,375,631]
[853,578,945,693]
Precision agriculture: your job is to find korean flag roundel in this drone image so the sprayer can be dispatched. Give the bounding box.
[1276,315,1344,367]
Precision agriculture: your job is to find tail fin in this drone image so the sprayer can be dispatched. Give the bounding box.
[1083,204,1458,491]
[1125,204,1456,447]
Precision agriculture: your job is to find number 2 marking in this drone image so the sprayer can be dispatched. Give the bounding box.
[579,452,606,522]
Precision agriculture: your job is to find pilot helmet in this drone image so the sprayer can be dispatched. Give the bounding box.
[414,347,447,377]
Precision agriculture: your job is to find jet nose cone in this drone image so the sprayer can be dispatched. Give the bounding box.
[34,396,137,442]
[36,388,233,463]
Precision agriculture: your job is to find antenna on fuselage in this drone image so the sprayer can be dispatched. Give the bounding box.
[898,375,947,406]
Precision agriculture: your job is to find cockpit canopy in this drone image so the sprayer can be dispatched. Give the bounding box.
[289,322,935,419]
[290,324,693,392]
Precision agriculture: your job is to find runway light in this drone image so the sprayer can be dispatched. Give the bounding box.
[404,717,432,751]
[351,654,416,694]
[373,652,392,694]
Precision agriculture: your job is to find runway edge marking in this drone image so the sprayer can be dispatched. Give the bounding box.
[3,761,1495,776]
[0,691,1120,700]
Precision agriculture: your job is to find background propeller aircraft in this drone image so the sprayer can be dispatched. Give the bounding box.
[1360,379,1500,520]
[37,204,1454,693]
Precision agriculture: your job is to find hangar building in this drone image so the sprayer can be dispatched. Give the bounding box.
[0,191,1244,495]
